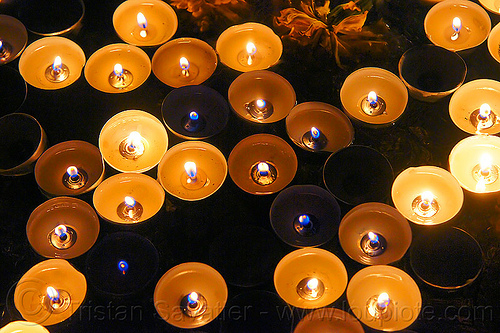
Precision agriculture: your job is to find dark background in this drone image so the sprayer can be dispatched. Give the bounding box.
[1,0,500,332]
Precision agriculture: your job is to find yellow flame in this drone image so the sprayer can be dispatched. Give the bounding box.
[256,99,266,108]
[480,103,491,118]
[54,224,67,237]
[179,57,190,70]
[257,162,269,174]
[188,292,199,302]
[368,91,378,104]
[184,161,197,179]
[53,56,62,71]
[368,231,378,242]
[66,166,78,177]
[246,42,256,56]
[137,12,147,29]
[114,63,123,77]
[421,191,435,203]
[47,286,60,301]
[377,292,390,309]
[124,196,136,207]
[452,17,462,32]
[306,278,319,291]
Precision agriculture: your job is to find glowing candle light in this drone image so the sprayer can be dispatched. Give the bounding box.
[368,91,378,108]
[184,161,197,180]
[189,111,199,121]
[479,103,491,119]
[118,260,128,275]
[310,127,320,140]
[368,231,379,244]
[187,292,199,306]
[420,191,434,210]
[180,57,190,77]
[121,131,145,159]
[0,40,3,50]
[299,214,311,228]
[137,12,147,29]
[54,224,68,240]
[46,286,60,304]
[451,17,462,40]
[257,162,269,176]
[124,196,136,208]
[306,278,319,293]
[246,42,256,66]
[53,56,62,73]
[256,99,266,109]
[376,292,390,311]
[114,63,124,77]
[66,166,79,178]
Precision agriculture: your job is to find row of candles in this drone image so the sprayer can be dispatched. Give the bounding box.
[2,0,500,331]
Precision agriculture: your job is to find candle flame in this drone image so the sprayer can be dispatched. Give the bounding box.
[256,99,266,109]
[179,57,190,71]
[189,111,199,120]
[479,103,491,119]
[137,12,147,29]
[0,40,3,50]
[114,63,124,77]
[452,17,462,33]
[124,196,136,208]
[184,161,197,179]
[53,56,62,72]
[368,91,378,105]
[66,166,78,177]
[188,292,199,304]
[54,224,67,238]
[368,231,379,243]
[306,278,319,291]
[118,260,128,274]
[257,162,269,175]
[377,292,390,309]
[421,191,435,204]
[127,131,142,148]
[47,286,60,302]
[311,127,320,139]
[246,42,257,56]
[298,214,310,226]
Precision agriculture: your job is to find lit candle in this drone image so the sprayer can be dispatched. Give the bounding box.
[14,259,87,325]
[137,12,148,38]
[85,44,151,93]
[449,135,500,193]
[0,14,28,65]
[19,37,85,89]
[246,42,257,66]
[152,38,216,88]
[181,161,207,190]
[113,0,178,46]
[27,197,99,259]
[118,260,128,275]
[158,141,227,201]
[339,202,411,265]
[392,166,463,225]
[34,140,104,197]
[270,185,341,247]
[154,262,227,329]
[229,70,296,123]
[0,321,50,333]
[346,265,421,331]
[340,68,407,125]
[451,17,462,40]
[274,248,347,309]
[99,110,167,173]
[109,63,134,89]
[216,22,283,72]
[48,57,65,80]
[180,56,190,77]
[93,173,165,224]
[424,0,491,51]
[286,102,354,153]
[228,134,297,195]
